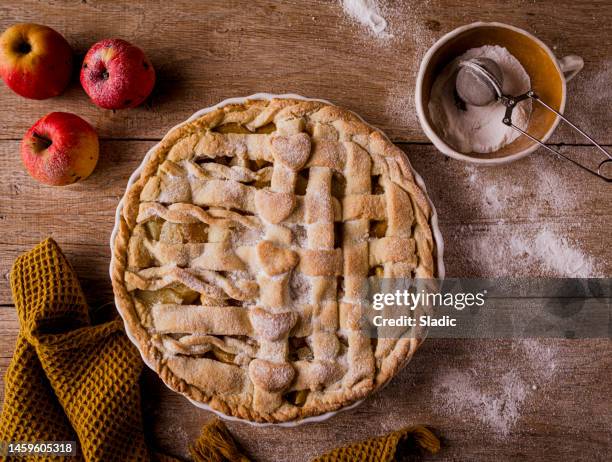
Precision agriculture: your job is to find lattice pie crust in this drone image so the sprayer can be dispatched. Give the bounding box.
[111,98,435,422]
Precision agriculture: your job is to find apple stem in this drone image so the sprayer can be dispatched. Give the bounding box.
[31,132,52,151]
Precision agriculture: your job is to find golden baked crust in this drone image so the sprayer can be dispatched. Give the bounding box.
[111,98,436,422]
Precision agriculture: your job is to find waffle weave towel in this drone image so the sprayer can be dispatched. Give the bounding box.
[0,238,439,461]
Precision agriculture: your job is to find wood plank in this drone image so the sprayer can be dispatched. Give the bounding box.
[0,1,610,143]
[0,305,609,461]
[0,139,145,305]
[1,140,610,304]
[0,309,18,399]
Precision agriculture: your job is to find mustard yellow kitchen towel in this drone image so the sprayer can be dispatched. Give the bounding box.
[0,238,439,461]
[312,425,440,461]
[0,238,250,461]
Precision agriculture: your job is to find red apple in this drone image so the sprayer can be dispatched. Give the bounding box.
[0,23,73,99]
[80,38,155,109]
[21,112,99,186]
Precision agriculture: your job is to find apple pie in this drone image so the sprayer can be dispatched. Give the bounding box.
[111,98,437,422]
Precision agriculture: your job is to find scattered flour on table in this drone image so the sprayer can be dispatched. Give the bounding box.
[519,339,558,380]
[340,0,388,37]
[461,226,598,277]
[509,229,596,277]
[466,165,478,185]
[160,424,190,459]
[482,184,503,214]
[461,161,600,277]
[434,369,527,436]
[338,1,437,129]
[338,0,434,46]
[465,158,576,216]
[433,340,560,437]
[383,4,438,129]
[338,0,437,128]
[562,59,612,143]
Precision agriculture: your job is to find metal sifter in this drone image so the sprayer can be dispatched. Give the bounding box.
[455,58,612,182]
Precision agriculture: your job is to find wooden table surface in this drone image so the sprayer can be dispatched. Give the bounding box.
[1,1,611,461]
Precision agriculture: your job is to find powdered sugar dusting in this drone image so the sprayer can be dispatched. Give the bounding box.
[561,59,612,144]
[154,420,190,459]
[379,2,437,127]
[509,229,596,277]
[459,226,599,278]
[435,369,527,436]
[337,1,436,128]
[483,184,503,214]
[460,161,601,277]
[340,0,388,37]
[519,339,557,380]
[434,339,560,436]
[339,0,435,45]
[464,160,573,219]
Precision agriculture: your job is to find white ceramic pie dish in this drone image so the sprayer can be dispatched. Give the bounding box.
[109,93,445,427]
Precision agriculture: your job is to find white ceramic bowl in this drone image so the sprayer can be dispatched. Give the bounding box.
[110,93,445,426]
[415,21,583,164]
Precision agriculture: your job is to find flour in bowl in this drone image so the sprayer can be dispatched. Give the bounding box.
[429,45,532,153]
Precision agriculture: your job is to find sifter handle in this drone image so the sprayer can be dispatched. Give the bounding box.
[502,91,611,182]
